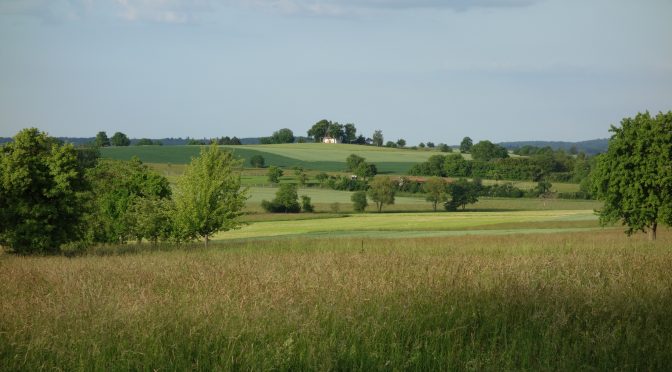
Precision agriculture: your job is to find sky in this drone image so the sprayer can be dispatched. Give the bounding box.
[1,0,671,145]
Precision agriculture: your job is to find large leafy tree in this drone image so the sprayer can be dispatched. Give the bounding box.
[95,131,110,147]
[459,137,473,153]
[173,144,248,247]
[307,120,330,142]
[368,176,396,212]
[86,157,171,243]
[344,123,357,143]
[592,111,672,240]
[0,128,87,254]
[271,128,295,144]
[470,140,509,161]
[110,131,131,146]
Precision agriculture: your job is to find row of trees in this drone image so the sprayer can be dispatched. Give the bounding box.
[95,131,130,147]
[0,129,248,254]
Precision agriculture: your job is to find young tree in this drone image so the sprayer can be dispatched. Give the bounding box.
[0,128,87,254]
[424,177,448,211]
[173,144,248,247]
[372,130,384,147]
[459,137,473,153]
[95,131,110,147]
[267,166,283,183]
[351,190,368,212]
[592,111,672,240]
[250,154,265,168]
[368,176,396,212]
[111,132,131,146]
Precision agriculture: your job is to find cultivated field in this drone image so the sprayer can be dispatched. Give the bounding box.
[101,144,457,173]
[2,230,671,370]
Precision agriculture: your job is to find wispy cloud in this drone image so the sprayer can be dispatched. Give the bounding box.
[0,0,540,23]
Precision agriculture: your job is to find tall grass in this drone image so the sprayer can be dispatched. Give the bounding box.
[1,230,671,370]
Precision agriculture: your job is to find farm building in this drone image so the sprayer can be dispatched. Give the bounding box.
[323,136,339,144]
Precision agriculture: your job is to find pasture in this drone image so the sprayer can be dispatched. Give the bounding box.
[2,230,671,370]
[101,144,454,173]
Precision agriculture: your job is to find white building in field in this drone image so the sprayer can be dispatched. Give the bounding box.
[323,136,339,144]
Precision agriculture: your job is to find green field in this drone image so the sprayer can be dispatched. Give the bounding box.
[101,144,452,173]
[2,230,671,370]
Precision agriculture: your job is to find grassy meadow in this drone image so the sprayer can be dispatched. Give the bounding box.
[2,230,671,370]
[6,143,662,370]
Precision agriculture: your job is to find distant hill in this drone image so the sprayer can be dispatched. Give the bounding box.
[498,139,609,155]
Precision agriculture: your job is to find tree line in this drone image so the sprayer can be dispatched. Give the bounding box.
[0,128,248,254]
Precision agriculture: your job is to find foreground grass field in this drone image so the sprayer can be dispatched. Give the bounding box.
[2,230,671,370]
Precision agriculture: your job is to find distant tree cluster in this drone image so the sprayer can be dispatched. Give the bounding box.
[261,128,295,144]
[307,120,366,144]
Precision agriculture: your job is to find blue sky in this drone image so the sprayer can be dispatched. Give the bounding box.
[1,0,670,145]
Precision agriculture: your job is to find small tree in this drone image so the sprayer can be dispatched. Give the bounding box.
[315,172,329,186]
[95,131,110,147]
[261,184,300,213]
[250,154,265,168]
[267,166,283,183]
[351,191,368,212]
[592,111,672,240]
[301,195,314,212]
[471,140,509,161]
[372,130,384,147]
[368,176,396,212]
[446,179,479,211]
[424,177,448,211]
[173,144,248,247]
[396,138,406,148]
[346,154,366,172]
[111,132,131,146]
[460,137,473,153]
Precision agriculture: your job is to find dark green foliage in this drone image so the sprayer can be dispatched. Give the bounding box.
[396,138,406,148]
[85,157,172,244]
[592,111,672,240]
[136,138,157,146]
[385,141,397,148]
[459,137,472,153]
[446,179,479,211]
[0,128,87,254]
[110,132,131,146]
[75,145,101,170]
[217,136,242,145]
[315,172,329,186]
[261,184,301,213]
[351,191,368,212]
[426,142,435,148]
[343,123,357,143]
[307,120,330,142]
[346,154,365,172]
[355,162,377,180]
[250,154,265,168]
[187,139,205,145]
[95,131,110,147]
[270,128,295,144]
[423,177,448,211]
[267,166,283,183]
[301,195,314,213]
[326,176,369,191]
[471,140,509,161]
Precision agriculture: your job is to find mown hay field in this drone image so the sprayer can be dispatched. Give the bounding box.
[2,230,671,370]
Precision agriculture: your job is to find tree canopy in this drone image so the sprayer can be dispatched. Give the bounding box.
[470,140,509,162]
[592,111,672,240]
[368,176,396,212]
[173,144,248,246]
[0,128,87,254]
[111,132,131,146]
[460,137,473,153]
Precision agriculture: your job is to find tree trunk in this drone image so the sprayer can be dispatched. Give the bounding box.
[649,223,657,241]
[204,235,209,248]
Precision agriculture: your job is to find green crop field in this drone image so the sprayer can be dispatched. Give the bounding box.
[101,144,454,173]
[2,230,671,370]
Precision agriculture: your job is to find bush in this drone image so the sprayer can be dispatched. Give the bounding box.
[301,195,314,212]
[261,184,300,213]
[351,191,368,212]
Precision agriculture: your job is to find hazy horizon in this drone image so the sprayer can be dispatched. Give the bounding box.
[1,0,670,145]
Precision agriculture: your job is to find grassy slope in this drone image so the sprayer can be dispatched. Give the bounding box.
[215,210,599,240]
[2,230,671,370]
